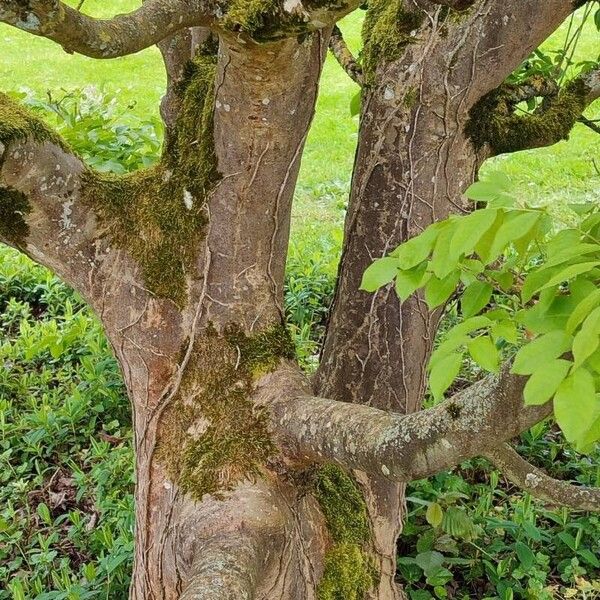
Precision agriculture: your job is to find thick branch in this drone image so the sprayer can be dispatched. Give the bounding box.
[329,25,363,86]
[0,0,367,52]
[484,443,600,512]
[468,66,600,155]
[262,365,550,482]
[0,0,211,57]
[0,93,109,307]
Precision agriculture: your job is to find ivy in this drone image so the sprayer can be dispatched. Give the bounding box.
[361,174,600,453]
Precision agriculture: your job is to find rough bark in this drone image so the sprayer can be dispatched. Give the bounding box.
[315,1,584,597]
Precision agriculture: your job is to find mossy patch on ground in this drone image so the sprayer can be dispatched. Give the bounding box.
[156,323,295,501]
[314,464,377,600]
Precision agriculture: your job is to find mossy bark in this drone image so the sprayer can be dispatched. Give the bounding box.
[315,2,580,598]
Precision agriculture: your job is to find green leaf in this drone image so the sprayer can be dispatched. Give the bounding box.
[525,261,600,301]
[37,502,52,525]
[586,347,600,374]
[426,502,444,528]
[511,331,573,375]
[523,358,572,406]
[490,270,514,292]
[520,280,598,334]
[474,210,504,263]
[431,223,458,279]
[430,351,463,401]
[572,306,600,370]
[483,211,540,264]
[465,172,512,203]
[415,551,445,576]
[491,319,519,344]
[576,411,600,453]
[543,243,599,270]
[392,223,442,270]
[360,257,398,292]
[430,316,493,368]
[557,531,577,551]
[468,336,499,373]
[425,270,460,309]
[514,541,535,571]
[394,262,428,301]
[449,209,498,260]
[442,507,476,539]
[579,548,600,568]
[566,289,600,334]
[554,368,600,444]
[461,280,493,318]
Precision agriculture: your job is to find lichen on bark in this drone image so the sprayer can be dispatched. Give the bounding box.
[467,77,589,155]
[314,464,377,600]
[156,323,295,501]
[81,49,220,305]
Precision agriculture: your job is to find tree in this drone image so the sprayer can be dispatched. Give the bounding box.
[1,0,600,598]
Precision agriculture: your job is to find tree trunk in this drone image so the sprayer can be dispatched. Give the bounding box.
[0,1,590,598]
[315,3,579,597]
[101,33,332,598]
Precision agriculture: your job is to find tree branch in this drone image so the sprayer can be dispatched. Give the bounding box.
[0,0,372,53]
[468,66,600,155]
[262,365,551,482]
[483,443,600,512]
[329,25,363,86]
[579,115,600,134]
[0,0,212,57]
[0,92,116,309]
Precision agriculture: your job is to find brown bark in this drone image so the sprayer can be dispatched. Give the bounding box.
[315,1,582,597]
[122,33,331,598]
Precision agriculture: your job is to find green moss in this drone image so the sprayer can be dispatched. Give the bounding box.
[81,51,220,305]
[156,323,295,501]
[318,543,375,600]
[222,0,282,37]
[361,0,424,83]
[0,92,64,149]
[314,464,371,544]
[466,77,588,155]
[0,187,31,247]
[0,93,68,249]
[314,465,376,600]
[221,0,349,40]
[403,86,418,108]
